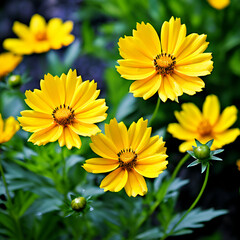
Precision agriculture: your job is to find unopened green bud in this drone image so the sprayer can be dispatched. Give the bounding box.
[8,75,22,88]
[71,197,86,211]
[193,144,210,160]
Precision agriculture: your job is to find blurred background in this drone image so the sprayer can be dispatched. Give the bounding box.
[0,0,240,239]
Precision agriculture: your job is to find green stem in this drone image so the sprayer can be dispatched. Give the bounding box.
[149,97,160,126]
[61,147,68,198]
[135,153,190,232]
[160,163,210,240]
[0,157,23,240]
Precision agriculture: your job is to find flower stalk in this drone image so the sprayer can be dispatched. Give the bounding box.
[149,97,160,126]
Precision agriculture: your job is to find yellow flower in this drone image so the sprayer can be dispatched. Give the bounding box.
[207,0,230,10]
[236,160,240,171]
[0,52,22,78]
[0,114,20,144]
[83,118,168,197]
[18,69,108,149]
[117,17,213,102]
[168,95,240,152]
[3,14,75,55]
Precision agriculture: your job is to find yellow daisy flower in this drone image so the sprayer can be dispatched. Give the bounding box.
[3,14,75,55]
[207,0,230,10]
[168,95,240,152]
[117,17,213,102]
[0,52,22,78]
[83,118,168,197]
[0,114,20,144]
[18,69,108,149]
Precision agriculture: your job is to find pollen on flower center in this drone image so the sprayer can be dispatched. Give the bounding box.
[117,148,137,170]
[198,119,212,136]
[154,53,176,76]
[35,31,47,41]
[52,104,75,126]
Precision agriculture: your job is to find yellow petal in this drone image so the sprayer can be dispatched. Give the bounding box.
[90,133,118,159]
[213,106,238,132]
[118,35,152,61]
[3,39,33,54]
[134,161,167,178]
[177,53,212,66]
[69,122,100,137]
[62,126,81,149]
[124,169,147,197]
[116,65,156,80]
[138,136,166,158]
[213,129,240,149]
[133,22,161,58]
[13,21,34,40]
[203,95,220,126]
[129,74,161,100]
[137,154,168,165]
[167,123,198,140]
[100,168,128,192]
[175,60,213,77]
[28,124,63,146]
[105,118,129,150]
[83,158,119,173]
[171,71,205,95]
[30,14,47,35]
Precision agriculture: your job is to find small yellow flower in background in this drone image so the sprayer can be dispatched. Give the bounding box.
[168,95,240,152]
[18,69,108,149]
[0,52,22,78]
[3,14,75,55]
[83,118,168,197]
[0,114,20,144]
[117,17,213,102]
[207,0,230,10]
[236,160,240,171]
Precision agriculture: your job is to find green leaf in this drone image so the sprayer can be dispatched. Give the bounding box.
[187,160,200,168]
[64,40,81,67]
[136,228,163,239]
[170,208,228,235]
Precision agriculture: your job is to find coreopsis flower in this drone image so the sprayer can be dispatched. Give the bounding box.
[0,114,20,144]
[117,17,213,102]
[168,95,240,152]
[18,69,108,149]
[207,0,230,10]
[3,14,74,55]
[0,52,22,78]
[83,118,168,197]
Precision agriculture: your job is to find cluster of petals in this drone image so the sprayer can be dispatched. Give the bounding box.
[168,95,240,152]
[0,114,20,144]
[83,118,168,197]
[18,69,108,149]
[3,14,75,55]
[117,17,213,102]
[0,52,22,78]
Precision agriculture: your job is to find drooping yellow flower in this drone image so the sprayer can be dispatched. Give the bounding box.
[0,52,22,78]
[236,160,240,171]
[207,0,230,10]
[168,95,240,152]
[3,14,75,55]
[18,69,108,149]
[83,118,168,197]
[0,114,20,144]
[117,17,213,102]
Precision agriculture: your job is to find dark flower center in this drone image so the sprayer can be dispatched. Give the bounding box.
[154,53,176,76]
[117,148,137,170]
[52,104,75,126]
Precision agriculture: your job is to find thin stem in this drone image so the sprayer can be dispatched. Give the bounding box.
[160,163,210,240]
[61,147,68,199]
[135,153,190,232]
[149,97,160,126]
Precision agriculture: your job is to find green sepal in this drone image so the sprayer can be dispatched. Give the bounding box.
[201,162,208,173]
[206,139,214,148]
[187,160,200,168]
[194,139,202,147]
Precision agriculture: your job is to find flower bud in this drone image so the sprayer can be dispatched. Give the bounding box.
[8,75,22,88]
[193,144,210,160]
[71,197,86,211]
